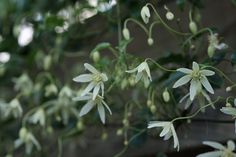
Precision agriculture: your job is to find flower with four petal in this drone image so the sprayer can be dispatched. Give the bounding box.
[126,61,152,88]
[197,140,236,157]
[173,62,215,101]
[73,93,112,124]
[148,121,179,151]
[73,63,108,100]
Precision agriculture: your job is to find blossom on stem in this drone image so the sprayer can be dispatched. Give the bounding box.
[197,140,236,157]
[73,63,108,100]
[141,6,150,24]
[126,61,152,88]
[173,61,215,101]
[148,121,179,151]
[73,93,112,124]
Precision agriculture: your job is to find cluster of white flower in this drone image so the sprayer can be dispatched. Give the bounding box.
[73,63,111,124]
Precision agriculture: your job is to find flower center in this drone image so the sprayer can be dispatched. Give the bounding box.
[191,71,201,79]
[93,74,102,83]
[224,149,234,157]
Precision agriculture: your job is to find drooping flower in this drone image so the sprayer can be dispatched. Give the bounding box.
[73,63,108,100]
[208,33,228,57]
[173,62,215,101]
[197,140,236,157]
[126,61,152,88]
[29,108,46,126]
[14,127,41,155]
[148,121,179,151]
[141,6,150,24]
[4,98,23,118]
[73,93,112,124]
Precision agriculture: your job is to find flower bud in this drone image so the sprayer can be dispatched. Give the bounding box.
[122,28,130,40]
[207,45,215,58]
[189,21,198,34]
[43,55,52,70]
[147,38,154,46]
[147,99,152,107]
[76,120,84,130]
[19,127,28,141]
[226,86,232,92]
[101,132,108,140]
[166,11,174,20]
[150,105,156,113]
[226,103,232,107]
[162,89,170,102]
[116,129,123,136]
[124,140,128,146]
[91,51,100,62]
[141,6,150,24]
[122,119,129,127]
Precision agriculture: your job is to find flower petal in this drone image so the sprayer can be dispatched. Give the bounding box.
[196,151,222,157]
[102,100,112,115]
[72,95,92,101]
[203,141,225,150]
[173,75,191,88]
[171,124,179,151]
[79,101,94,117]
[100,73,108,82]
[220,107,236,116]
[201,70,215,76]
[189,79,198,101]
[177,68,192,74]
[73,74,93,82]
[147,121,170,128]
[84,63,99,74]
[97,103,105,124]
[81,82,95,96]
[93,84,100,100]
[126,67,138,73]
[160,125,171,137]
[135,72,142,83]
[192,62,199,71]
[227,140,235,151]
[200,76,214,94]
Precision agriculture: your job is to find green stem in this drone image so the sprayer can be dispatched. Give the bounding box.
[148,21,160,38]
[145,58,176,72]
[171,97,222,123]
[146,3,190,36]
[116,0,122,43]
[124,18,149,34]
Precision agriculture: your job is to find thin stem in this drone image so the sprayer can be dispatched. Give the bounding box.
[146,3,190,36]
[57,137,62,157]
[116,0,122,43]
[124,18,149,34]
[148,21,160,38]
[145,58,176,72]
[171,97,222,123]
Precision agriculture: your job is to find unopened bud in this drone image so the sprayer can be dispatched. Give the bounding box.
[162,89,170,102]
[101,132,108,140]
[116,129,123,136]
[19,127,28,140]
[76,121,84,130]
[147,100,152,107]
[226,103,232,107]
[147,38,154,46]
[166,11,174,20]
[150,105,156,113]
[122,28,130,40]
[207,45,215,58]
[122,119,129,127]
[226,86,232,92]
[91,51,100,62]
[43,55,52,70]
[189,21,198,34]
[124,140,128,146]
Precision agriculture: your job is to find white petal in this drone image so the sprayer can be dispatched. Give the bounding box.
[227,140,235,151]
[215,43,228,50]
[196,151,222,157]
[29,134,41,150]
[177,68,192,74]
[93,84,100,100]
[126,67,138,73]
[79,101,94,117]
[179,93,190,103]
[100,73,108,81]
[203,141,225,150]
[135,72,143,83]
[171,124,179,151]
[190,79,198,101]
[220,107,236,116]
[137,62,147,73]
[160,125,171,137]
[97,103,105,124]
[143,75,150,88]
[147,121,170,128]
[144,62,152,81]
[102,100,112,115]
[14,139,23,148]
[72,95,92,101]
[173,75,191,88]
[101,82,104,97]
[192,62,199,71]
[84,63,99,74]
[200,76,214,94]
[201,70,215,76]
[81,82,95,96]
[184,99,193,110]
[163,131,172,140]
[73,74,93,82]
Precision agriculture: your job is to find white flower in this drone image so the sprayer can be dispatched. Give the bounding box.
[29,108,46,126]
[208,33,228,50]
[148,121,179,151]
[73,63,108,100]
[173,62,215,101]
[126,61,152,87]
[14,127,41,154]
[220,105,236,133]
[197,140,236,157]
[122,28,130,40]
[141,6,150,24]
[4,99,23,118]
[73,93,112,124]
